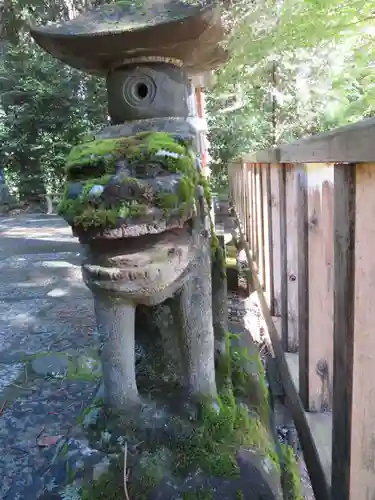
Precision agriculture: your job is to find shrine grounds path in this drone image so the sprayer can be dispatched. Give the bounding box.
[0,214,102,499]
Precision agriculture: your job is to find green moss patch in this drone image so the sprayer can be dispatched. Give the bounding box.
[174,390,279,480]
[81,459,124,500]
[58,131,200,229]
[65,132,195,180]
[68,332,283,500]
[280,444,303,500]
[183,489,214,499]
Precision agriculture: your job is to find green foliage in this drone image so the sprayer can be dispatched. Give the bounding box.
[280,444,303,500]
[0,0,107,202]
[208,0,375,187]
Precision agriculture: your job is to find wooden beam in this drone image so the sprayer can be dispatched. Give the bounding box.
[296,164,309,410]
[242,116,375,164]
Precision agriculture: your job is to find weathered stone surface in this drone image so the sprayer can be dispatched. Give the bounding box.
[31,354,69,377]
[107,63,190,124]
[29,1,227,75]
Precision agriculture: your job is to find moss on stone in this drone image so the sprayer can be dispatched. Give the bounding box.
[73,206,119,229]
[174,387,278,481]
[199,174,212,209]
[226,244,237,260]
[226,256,237,268]
[65,132,195,179]
[280,444,303,500]
[129,448,174,500]
[178,175,196,203]
[72,333,280,500]
[235,490,245,499]
[80,459,124,500]
[59,131,199,229]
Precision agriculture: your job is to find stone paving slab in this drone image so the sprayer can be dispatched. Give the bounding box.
[0,215,101,499]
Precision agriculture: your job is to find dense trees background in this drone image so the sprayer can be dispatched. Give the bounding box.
[0,0,375,201]
[207,0,375,189]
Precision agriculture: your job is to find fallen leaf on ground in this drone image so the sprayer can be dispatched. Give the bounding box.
[37,435,63,447]
[0,400,6,416]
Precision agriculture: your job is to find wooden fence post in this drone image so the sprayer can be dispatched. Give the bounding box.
[270,164,282,316]
[333,162,375,500]
[256,164,266,288]
[286,165,299,351]
[331,162,355,500]
[279,165,289,351]
[307,164,334,411]
[247,165,253,251]
[262,164,273,309]
[296,164,309,410]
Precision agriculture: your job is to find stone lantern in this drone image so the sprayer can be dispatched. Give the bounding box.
[30,0,228,412]
[29,4,287,499]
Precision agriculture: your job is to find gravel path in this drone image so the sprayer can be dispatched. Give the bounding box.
[0,214,102,499]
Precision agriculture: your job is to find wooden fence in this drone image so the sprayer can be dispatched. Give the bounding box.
[228,116,375,500]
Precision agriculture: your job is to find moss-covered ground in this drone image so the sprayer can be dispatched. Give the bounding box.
[75,332,302,500]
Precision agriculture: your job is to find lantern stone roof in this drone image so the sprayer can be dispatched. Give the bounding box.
[29,0,228,75]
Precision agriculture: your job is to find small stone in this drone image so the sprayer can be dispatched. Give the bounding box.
[31,354,69,377]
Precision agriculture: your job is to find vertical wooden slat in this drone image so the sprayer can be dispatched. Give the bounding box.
[265,163,275,314]
[296,164,309,410]
[255,164,265,286]
[279,165,288,350]
[259,165,266,289]
[270,164,281,316]
[331,162,355,500]
[250,164,256,259]
[242,161,247,239]
[239,163,243,222]
[337,162,375,499]
[262,164,273,308]
[246,165,251,246]
[255,164,260,267]
[247,166,253,251]
[307,164,334,411]
[243,162,249,243]
[286,165,299,351]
